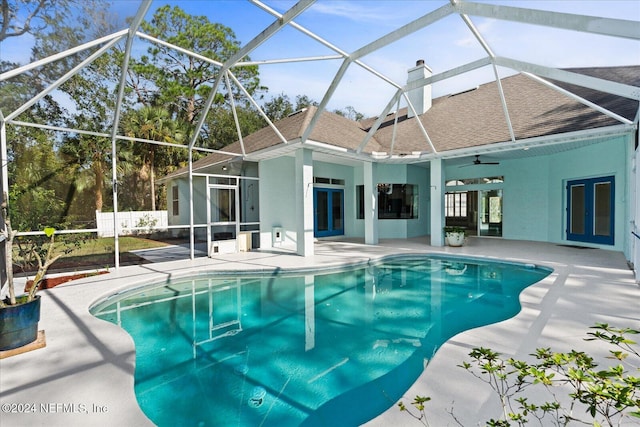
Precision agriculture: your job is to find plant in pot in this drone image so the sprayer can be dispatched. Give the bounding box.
[443,226,466,247]
[0,199,60,352]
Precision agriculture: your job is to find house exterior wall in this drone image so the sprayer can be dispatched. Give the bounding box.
[444,135,629,252]
[258,156,431,246]
[407,164,431,238]
[374,164,431,239]
[546,135,628,252]
[313,160,358,238]
[259,156,297,248]
[166,133,631,257]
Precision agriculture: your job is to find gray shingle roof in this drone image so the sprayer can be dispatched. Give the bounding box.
[365,65,639,155]
[165,65,639,179]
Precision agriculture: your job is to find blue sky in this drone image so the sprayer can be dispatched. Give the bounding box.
[2,0,639,117]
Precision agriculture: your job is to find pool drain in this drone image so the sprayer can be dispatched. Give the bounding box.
[248,386,266,408]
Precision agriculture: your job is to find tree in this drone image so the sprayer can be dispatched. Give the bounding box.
[0,0,73,42]
[120,106,187,210]
[262,94,320,122]
[262,93,295,121]
[129,5,265,131]
[334,105,365,121]
[1,1,118,225]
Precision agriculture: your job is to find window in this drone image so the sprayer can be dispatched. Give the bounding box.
[378,184,418,219]
[172,185,179,216]
[446,176,504,186]
[567,176,614,245]
[356,185,364,219]
[356,184,419,219]
[314,176,345,186]
[445,192,467,217]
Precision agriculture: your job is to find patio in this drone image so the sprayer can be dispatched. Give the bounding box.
[0,237,638,426]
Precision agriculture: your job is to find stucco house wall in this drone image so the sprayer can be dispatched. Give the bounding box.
[259,156,298,249]
[546,135,628,251]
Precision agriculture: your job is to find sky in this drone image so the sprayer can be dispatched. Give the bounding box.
[2,0,639,118]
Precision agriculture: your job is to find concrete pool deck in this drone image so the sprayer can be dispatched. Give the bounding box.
[0,237,638,426]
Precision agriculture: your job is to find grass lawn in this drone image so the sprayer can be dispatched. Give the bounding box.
[15,235,172,273]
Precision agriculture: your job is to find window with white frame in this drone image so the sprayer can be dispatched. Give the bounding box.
[172,185,179,216]
[445,191,467,217]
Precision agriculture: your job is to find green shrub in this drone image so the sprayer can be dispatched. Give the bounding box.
[399,323,640,426]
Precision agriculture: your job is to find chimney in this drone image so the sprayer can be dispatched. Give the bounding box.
[407,59,432,118]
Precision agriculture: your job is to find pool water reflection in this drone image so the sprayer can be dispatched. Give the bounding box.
[91,255,550,426]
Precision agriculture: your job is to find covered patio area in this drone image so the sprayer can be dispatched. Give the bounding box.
[0,238,637,426]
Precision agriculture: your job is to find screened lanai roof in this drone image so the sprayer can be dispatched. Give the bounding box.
[1,0,640,179]
[164,63,640,179]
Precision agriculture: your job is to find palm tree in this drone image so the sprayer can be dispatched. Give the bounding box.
[121,106,186,210]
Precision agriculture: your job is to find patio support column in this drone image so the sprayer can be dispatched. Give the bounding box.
[430,158,445,246]
[364,161,378,245]
[296,148,314,256]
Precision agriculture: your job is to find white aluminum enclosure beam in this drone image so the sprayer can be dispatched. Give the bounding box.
[494,57,640,100]
[6,37,122,121]
[405,57,493,91]
[452,0,516,142]
[0,29,129,82]
[224,72,246,156]
[357,57,492,154]
[357,89,404,154]
[350,3,454,61]
[136,32,224,67]
[187,0,314,150]
[388,103,401,155]
[523,73,634,125]
[251,0,349,57]
[303,3,454,145]
[402,92,437,154]
[455,1,640,40]
[249,0,401,89]
[0,112,8,214]
[490,64,516,142]
[301,58,353,143]
[109,0,152,268]
[237,55,343,66]
[226,71,288,144]
[7,120,243,156]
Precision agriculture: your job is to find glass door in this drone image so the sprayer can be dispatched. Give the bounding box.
[314,188,344,237]
[567,176,614,245]
[208,183,238,252]
[479,189,502,237]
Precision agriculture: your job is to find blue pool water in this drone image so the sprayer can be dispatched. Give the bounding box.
[91,255,550,426]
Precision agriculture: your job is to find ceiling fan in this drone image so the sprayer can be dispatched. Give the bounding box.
[459,155,500,167]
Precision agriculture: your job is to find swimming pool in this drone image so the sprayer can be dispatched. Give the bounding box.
[91,254,550,426]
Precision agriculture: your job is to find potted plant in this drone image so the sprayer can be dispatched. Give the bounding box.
[0,198,60,352]
[443,226,466,247]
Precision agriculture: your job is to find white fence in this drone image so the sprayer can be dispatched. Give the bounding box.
[96,210,168,237]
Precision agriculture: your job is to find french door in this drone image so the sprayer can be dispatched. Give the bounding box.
[314,188,344,237]
[479,189,502,237]
[567,176,614,245]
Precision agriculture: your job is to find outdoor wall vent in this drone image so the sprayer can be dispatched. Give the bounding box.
[448,85,479,98]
